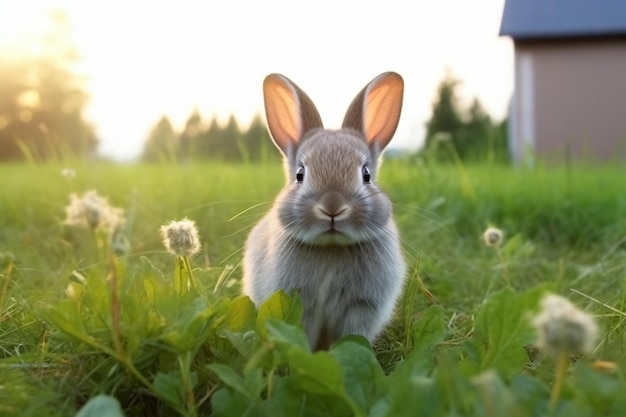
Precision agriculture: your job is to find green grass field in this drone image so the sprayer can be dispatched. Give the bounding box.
[1,159,625,416]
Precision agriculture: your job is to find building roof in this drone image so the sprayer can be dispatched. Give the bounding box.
[500,0,626,40]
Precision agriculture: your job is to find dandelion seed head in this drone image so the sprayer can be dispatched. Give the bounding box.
[64,190,128,248]
[160,218,201,257]
[532,293,599,356]
[482,227,504,247]
[64,190,110,229]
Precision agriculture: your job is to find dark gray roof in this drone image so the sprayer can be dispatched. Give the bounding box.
[500,0,626,40]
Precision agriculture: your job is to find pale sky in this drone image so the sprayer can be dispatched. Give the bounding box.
[1,0,513,161]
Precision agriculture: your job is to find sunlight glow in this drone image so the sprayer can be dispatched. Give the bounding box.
[1,0,513,160]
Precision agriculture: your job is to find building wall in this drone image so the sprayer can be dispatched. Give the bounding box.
[511,38,626,163]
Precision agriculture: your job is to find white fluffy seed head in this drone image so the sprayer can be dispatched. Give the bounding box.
[532,293,599,356]
[482,227,504,247]
[160,218,201,257]
[64,190,125,232]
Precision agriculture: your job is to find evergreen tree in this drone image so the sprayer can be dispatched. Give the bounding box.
[423,72,509,163]
[220,115,241,161]
[0,11,97,161]
[179,110,202,161]
[424,73,463,149]
[142,116,177,162]
[241,114,279,163]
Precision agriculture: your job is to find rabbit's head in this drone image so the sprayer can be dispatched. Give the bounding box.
[263,72,403,246]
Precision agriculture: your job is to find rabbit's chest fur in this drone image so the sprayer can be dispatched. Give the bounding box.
[243,212,405,346]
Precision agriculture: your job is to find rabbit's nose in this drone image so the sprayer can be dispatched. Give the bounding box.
[314,191,352,221]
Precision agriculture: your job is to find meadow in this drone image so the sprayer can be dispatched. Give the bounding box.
[0,158,625,416]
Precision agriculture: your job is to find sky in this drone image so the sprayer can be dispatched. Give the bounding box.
[0,0,513,161]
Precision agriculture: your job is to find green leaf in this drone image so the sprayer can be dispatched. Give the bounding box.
[287,348,345,395]
[509,374,550,416]
[256,291,303,339]
[75,395,124,417]
[223,295,257,333]
[330,337,385,412]
[265,376,353,417]
[139,255,165,282]
[161,296,219,352]
[473,287,533,378]
[207,363,265,400]
[153,371,185,410]
[265,319,309,351]
[471,370,524,417]
[211,388,260,417]
[573,362,622,414]
[394,305,446,377]
[382,375,440,417]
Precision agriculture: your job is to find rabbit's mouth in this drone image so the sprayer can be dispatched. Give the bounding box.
[308,227,355,246]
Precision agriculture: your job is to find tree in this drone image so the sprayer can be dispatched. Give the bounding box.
[240,114,279,163]
[0,10,97,161]
[142,116,177,162]
[194,115,221,159]
[423,72,509,163]
[179,110,202,161]
[424,73,464,149]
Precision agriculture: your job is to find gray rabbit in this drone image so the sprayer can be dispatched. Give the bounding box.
[243,72,407,350]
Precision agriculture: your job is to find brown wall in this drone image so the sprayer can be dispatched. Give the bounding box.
[513,38,626,162]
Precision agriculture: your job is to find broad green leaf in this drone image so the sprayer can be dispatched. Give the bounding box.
[286,347,345,395]
[256,291,303,338]
[471,370,524,417]
[382,375,440,417]
[573,362,622,414]
[153,371,185,410]
[473,287,532,378]
[211,388,261,417]
[265,318,309,351]
[38,302,99,348]
[330,337,385,413]
[207,364,265,400]
[223,295,257,333]
[510,374,550,417]
[224,330,258,359]
[161,296,218,352]
[265,376,353,417]
[433,350,480,415]
[75,394,124,417]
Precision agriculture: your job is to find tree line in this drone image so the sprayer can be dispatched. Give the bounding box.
[0,12,508,163]
[141,112,280,163]
[422,73,509,164]
[141,74,509,164]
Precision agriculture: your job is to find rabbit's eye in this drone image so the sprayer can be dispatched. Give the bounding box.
[362,166,371,184]
[296,165,305,183]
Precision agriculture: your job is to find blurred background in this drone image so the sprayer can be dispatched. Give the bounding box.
[0,0,513,163]
[1,0,624,165]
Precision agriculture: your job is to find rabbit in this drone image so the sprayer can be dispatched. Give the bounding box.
[243,72,407,351]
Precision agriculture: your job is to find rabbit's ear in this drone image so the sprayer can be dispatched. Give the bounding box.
[342,72,403,151]
[263,74,323,155]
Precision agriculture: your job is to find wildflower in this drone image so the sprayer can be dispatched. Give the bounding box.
[100,205,127,237]
[532,293,598,356]
[61,168,76,180]
[64,191,129,252]
[64,190,111,229]
[533,293,599,409]
[160,218,201,258]
[482,227,504,247]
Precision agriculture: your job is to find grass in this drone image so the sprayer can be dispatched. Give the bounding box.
[0,158,625,416]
